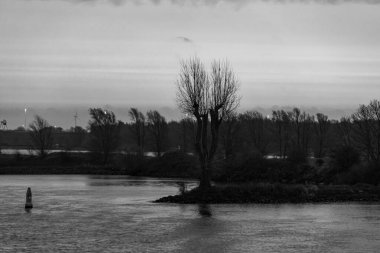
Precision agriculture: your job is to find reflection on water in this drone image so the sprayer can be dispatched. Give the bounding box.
[86,175,197,189]
[0,175,380,252]
[198,204,212,217]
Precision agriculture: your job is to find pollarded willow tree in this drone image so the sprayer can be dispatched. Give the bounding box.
[176,57,240,191]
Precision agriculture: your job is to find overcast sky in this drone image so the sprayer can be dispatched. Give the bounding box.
[1,0,380,128]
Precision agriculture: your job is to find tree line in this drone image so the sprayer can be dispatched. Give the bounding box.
[21,98,379,168]
[10,57,380,189]
[24,93,380,170]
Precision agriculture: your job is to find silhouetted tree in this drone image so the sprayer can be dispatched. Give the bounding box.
[221,114,239,158]
[177,57,239,191]
[292,108,302,149]
[314,113,330,158]
[88,108,120,164]
[352,100,380,164]
[129,108,146,157]
[272,110,291,158]
[288,108,314,161]
[240,111,269,156]
[300,111,314,155]
[29,115,53,158]
[146,110,167,157]
[179,117,195,153]
[67,126,87,150]
[338,116,354,147]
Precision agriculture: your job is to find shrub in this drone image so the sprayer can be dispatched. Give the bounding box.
[330,145,360,172]
[216,152,316,184]
[333,163,380,185]
[125,151,198,178]
[287,148,307,164]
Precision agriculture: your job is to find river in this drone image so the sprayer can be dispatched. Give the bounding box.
[0,175,379,252]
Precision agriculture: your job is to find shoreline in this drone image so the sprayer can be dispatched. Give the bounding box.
[155,183,380,204]
[0,151,199,178]
[0,165,197,179]
[0,165,126,175]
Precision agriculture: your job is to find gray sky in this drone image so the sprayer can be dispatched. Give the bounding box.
[1,0,380,128]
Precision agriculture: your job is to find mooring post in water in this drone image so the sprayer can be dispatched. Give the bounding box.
[25,187,33,209]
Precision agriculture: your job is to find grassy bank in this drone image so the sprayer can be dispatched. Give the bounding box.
[0,152,125,175]
[155,183,380,204]
[0,151,198,177]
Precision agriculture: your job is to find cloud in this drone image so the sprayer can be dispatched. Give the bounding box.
[176,36,193,43]
[21,0,380,6]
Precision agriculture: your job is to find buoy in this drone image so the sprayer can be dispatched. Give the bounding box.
[25,187,33,209]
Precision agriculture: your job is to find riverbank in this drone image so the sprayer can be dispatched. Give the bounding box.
[155,183,380,204]
[0,165,127,175]
[0,151,198,177]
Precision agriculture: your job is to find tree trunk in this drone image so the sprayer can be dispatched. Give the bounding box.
[199,160,211,192]
[103,151,109,164]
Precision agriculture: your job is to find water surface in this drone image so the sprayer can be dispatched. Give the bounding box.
[0,175,379,252]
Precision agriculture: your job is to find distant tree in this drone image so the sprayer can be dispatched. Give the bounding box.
[314,113,330,158]
[352,100,380,164]
[146,110,168,157]
[88,108,120,164]
[53,127,63,133]
[70,126,86,133]
[272,110,291,158]
[240,111,269,156]
[179,117,195,153]
[299,111,314,155]
[221,114,240,158]
[29,115,53,158]
[176,57,239,191]
[292,108,302,149]
[67,126,87,150]
[338,116,354,147]
[288,108,314,161]
[16,126,25,131]
[129,108,145,157]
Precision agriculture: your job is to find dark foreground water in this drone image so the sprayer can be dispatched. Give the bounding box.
[0,176,379,253]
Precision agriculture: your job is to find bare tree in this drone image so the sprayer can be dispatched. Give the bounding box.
[29,115,53,158]
[146,110,167,157]
[129,108,146,157]
[179,117,195,153]
[221,113,239,158]
[314,113,330,158]
[88,108,120,164]
[177,57,239,191]
[352,100,380,163]
[240,111,269,156]
[292,108,302,149]
[289,108,314,159]
[300,111,314,155]
[272,110,291,158]
[338,116,354,147]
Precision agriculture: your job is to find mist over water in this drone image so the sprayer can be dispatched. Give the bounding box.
[1,175,379,252]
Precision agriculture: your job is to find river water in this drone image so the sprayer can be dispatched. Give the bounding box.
[0,175,379,252]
